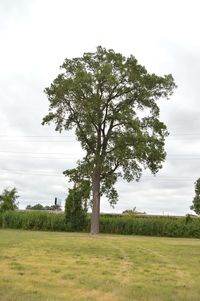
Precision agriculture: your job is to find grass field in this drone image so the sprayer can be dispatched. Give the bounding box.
[0,230,200,301]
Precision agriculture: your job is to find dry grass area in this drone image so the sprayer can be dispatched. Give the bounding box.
[0,229,200,301]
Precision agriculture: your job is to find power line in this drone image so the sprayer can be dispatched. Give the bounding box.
[0,168,196,181]
[168,133,200,136]
[0,140,75,142]
[0,168,63,177]
[0,150,200,156]
[0,135,71,138]
[0,139,199,142]
[0,151,200,160]
[0,156,200,160]
[1,151,200,162]
[1,168,61,174]
[0,156,76,160]
[0,133,200,141]
[0,132,200,137]
[0,150,81,155]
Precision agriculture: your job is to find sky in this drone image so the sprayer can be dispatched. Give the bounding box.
[0,0,200,215]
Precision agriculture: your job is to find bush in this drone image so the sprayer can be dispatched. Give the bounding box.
[65,188,87,231]
[0,188,18,212]
[190,178,200,215]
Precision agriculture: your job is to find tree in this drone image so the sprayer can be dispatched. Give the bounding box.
[190,178,200,215]
[42,46,176,234]
[65,187,87,230]
[26,203,45,210]
[0,188,19,212]
[26,205,32,210]
[64,165,91,211]
[26,203,62,211]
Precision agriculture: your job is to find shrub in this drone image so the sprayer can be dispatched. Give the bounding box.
[65,188,87,231]
[190,178,200,215]
[0,188,18,212]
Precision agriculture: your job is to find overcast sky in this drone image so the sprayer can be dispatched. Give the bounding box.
[1,0,200,215]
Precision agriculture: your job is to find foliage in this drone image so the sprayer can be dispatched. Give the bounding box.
[0,210,69,231]
[0,188,19,213]
[64,166,91,210]
[26,203,62,211]
[26,204,44,210]
[1,211,200,238]
[42,46,176,233]
[190,178,200,215]
[99,215,200,238]
[65,188,87,230]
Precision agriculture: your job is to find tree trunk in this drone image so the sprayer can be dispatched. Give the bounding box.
[91,167,101,234]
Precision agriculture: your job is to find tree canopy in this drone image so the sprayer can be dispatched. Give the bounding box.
[26,203,61,211]
[190,178,200,215]
[42,46,176,233]
[0,187,19,212]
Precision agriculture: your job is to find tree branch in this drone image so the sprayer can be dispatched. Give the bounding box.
[67,103,96,153]
[78,89,99,131]
[101,161,120,180]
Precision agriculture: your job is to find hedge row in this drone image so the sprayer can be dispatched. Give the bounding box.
[0,211,200,238]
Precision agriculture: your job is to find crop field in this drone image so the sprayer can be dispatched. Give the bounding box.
[0,230,200,301]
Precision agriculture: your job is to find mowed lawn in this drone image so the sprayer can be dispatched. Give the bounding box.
[0,230,200,301]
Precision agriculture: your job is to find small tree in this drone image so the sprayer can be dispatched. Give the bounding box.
[190,178,200,215]
[26,205,32,210]
[0,188,19,212]
[64,166,91,211]
[65,188,87,230]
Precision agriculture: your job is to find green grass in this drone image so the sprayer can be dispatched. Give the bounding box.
[0,230,200,300]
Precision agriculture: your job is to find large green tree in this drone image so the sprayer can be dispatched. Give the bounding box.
[190,178,200,215]
[42,46,176,234]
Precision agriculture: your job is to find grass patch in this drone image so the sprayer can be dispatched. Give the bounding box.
[0,229,200,300]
